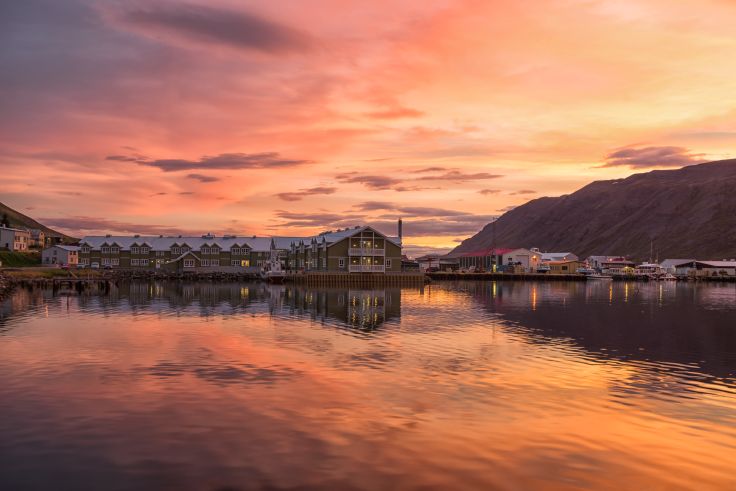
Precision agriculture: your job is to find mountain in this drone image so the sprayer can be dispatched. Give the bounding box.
[452,159,736,261]
[0,201,76,242]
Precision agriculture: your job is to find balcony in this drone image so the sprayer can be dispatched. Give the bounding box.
[348,247,385,256]
[348,265,385,273]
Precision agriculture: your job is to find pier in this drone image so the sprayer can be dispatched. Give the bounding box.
[427,272,587,281]
[286,272,427,287]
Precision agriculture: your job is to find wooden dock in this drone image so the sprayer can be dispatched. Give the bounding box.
[286,272,427,287]
[427,272,587,282]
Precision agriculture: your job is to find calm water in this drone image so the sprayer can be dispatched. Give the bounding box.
[1,280,735,491]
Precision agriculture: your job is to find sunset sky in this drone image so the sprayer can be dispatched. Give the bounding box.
[2,0,736,256]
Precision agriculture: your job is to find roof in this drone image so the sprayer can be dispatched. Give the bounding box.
[696,260,736,268]
[53,245,80,252]
[541,252,577,261]
[81,235,266,252]
[660,259,696,268]
[0,226,31,234]
[78,224,402,253]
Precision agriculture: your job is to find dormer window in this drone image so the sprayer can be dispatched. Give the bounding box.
[111,246,120,254]
[141,246,150,255]
[131,246,140,255]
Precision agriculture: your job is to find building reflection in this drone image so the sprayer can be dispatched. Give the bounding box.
[1,281,402,332]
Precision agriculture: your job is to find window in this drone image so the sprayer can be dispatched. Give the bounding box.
[231,260,240,266]
[156,251,165,257]
[201,259,210,267]
[111,258,120,266]
[111,246,119,254]
[80,246,90,253]
[322,257,326,268]
[131,259,139,266]
[101,246,111,254]
[211,259,219,266]
[141,259,149,266]
[171,247,180,255]
[80,258,89,265]
[183,259,195,268]
[131,246,140,255]
[201,247,209,255]
[102,258,111,266]
[386,259,392,268]
[338,258,345,268]
[141,247,150,255]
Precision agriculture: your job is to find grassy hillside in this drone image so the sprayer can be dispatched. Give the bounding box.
[0,201,77,242]
[0,251,42,267]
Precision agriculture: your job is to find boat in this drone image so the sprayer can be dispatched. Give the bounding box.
[587,274,613,280]
[576,267,597,276]
[260,253,286,283]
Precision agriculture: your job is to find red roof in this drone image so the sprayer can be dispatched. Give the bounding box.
[460,247,515,257]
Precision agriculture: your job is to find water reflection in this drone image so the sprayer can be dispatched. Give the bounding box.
[0,280,735,491]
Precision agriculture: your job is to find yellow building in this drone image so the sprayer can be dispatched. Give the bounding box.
[547,260,585,274]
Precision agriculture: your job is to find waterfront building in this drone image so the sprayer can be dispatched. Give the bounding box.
[41,245,79,266]
[600,257,636,275]
[78,224,402,274]
[547,260,586,274]
[286,226,402,273]
[0,226,31,251]
[456,247,539,273]
[416,254,458,272]
[587,255,631,270]
[539,251,579,262]
[659,259,696,275]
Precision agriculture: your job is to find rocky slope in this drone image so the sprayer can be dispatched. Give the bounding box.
[452,159,736,260]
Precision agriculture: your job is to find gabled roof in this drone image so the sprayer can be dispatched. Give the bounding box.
[696,260,736,268]
[660,259,696,268]
[168,250,201,263]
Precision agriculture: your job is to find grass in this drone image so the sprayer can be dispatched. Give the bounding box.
[1,268,105,279]
[0,250,42,267]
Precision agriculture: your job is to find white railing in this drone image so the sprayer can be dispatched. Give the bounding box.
[348,265,386,273]
[349,248,385,256]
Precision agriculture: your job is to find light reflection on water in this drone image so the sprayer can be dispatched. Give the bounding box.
[0,280,735,491]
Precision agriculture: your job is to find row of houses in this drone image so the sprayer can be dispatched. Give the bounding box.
[0,225,51,251]
[41,223,403,274]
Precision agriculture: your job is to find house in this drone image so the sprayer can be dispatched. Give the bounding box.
[0,226,31,251]
[547,260,586,274]
[42,245,79,266]
[29,229,46,248]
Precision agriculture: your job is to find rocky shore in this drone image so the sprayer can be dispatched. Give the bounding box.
[0,272,14,300]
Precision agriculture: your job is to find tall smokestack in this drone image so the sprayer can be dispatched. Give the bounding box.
[398,218,403,243]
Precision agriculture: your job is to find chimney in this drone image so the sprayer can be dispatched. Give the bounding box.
[398,218,403,242]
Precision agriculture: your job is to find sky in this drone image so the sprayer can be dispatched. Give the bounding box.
[2,0,736,257]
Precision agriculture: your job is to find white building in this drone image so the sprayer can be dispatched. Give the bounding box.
[0,226,31,251]
[539,251,579,262]
[42,245,80,266]
[502,248,541,272]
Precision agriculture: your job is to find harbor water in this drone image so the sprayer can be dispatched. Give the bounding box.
[1,280,735,490]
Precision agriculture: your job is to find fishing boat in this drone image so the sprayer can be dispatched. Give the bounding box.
[261,253,286,284]
[587,273,613,280]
